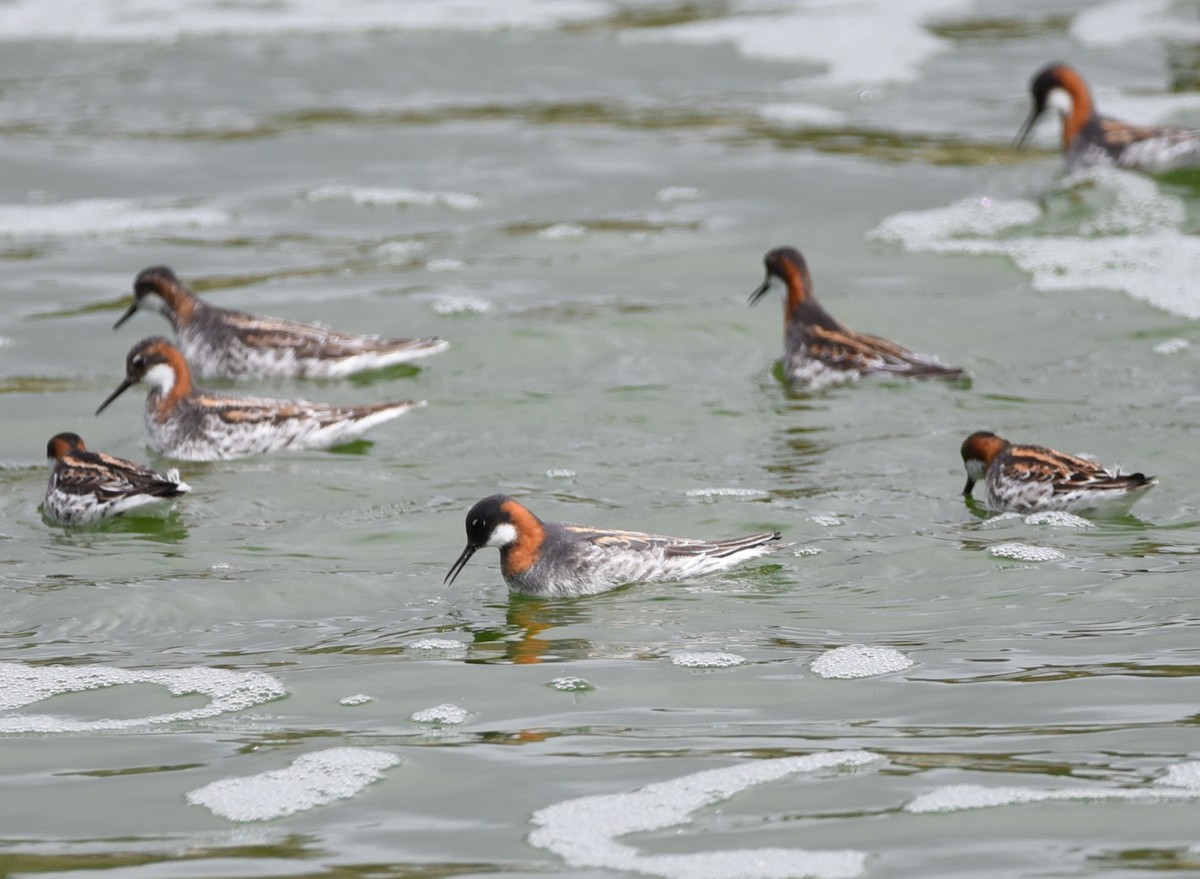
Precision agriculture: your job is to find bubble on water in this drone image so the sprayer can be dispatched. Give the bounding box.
[548,676,594,692]
[810,645,913,679]
[792,546,822,557]
[430,296,490,316]
[671,652,747,669]
[339,694,373,706]
[530,751,879,878]
[1023,511,1095,529]
[988,543,1066,562]
[187,747,399,822]
[411,703,469,724]
[0,663,286,733]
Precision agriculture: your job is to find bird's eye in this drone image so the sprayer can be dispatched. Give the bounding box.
[132,355,145,368]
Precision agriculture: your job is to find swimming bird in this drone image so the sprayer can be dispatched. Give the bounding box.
[749,246,963,390]
[444,494,783,597]
[96,336,423,461]
[43,432,190,525]
[113,265,448,379]
[960,430,1156,514]
[1016,62,1200,172]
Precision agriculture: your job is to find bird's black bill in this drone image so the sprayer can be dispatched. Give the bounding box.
[748,276,772,306]
[444,544,478,585]
[112,301,139,330]
[962,476,976,497]
[95,378,134,415]
[1013,107,1042,148]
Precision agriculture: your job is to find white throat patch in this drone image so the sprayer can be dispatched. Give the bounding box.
[486,522,517,548]
[143,362,176,396]
[1047,87,1074,118]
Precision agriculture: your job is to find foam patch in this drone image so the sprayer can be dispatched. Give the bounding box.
[811,645,913,679]
[0,663,285,733]
[988,543,1066,562]
[907,761,1200,814]
[530,751,879,878]
[1023,511,1095,529]
[685,487,769,499]
[548,676,594,692]
[187,748,399,821]
[410,703,469,724]
[623,0,971,85]
[307,186,481,210]
[0,199,227,237]
[0,0,609,41]
[869,171,1200,319]
[671,652,748,669]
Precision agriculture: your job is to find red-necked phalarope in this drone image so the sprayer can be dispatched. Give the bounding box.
[113,265,448,379]
[1016,62,1200,172]
[44,432,190,525]
[444,494,783,597]
[750,246,963,390]
[961,430,1156,514]
[95,336,423,461]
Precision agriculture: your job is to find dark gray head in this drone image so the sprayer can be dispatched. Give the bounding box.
[443,495,520,585]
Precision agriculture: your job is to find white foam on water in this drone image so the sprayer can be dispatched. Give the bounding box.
[810,645,913,679]
[978,511,1024,529]
[430,295,490,315]
[407,638,468,656]
[339,694,373,706]
[0,663,285,733]
[307,186,482,210]
[1023,511,1096,529]
[869,171,1200,319]
[1158,761,1200,790]
[410,703,469,724]
[545,468,576,478]
[0,0,609,42]
[759,102,847,127]
[426,258,465,273]
[537,222,587,241]
[656,186,701,203]
[624,0,970,85]
[0,199,228,238]
[907,761,1200,814]
[809,515,841,527]
[792,546,822,557]
[186,747,399,822]
[1153,338,1189,355]
[671,652,748,669]
[685,487,769,499]
[1072,0,1200,46]
[374,239,426,262]
[548,676,594,692]
[530,751,878,879]
[988,543,1067,562]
